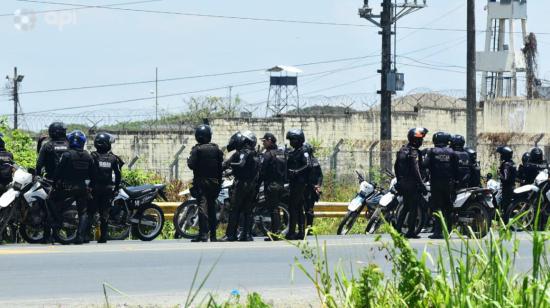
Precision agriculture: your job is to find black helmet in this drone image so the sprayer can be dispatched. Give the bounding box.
[195,124,212,144]
[496,146,513,161]
[48,122,67,139]
[407,127,428,148]
[521,152,531,164]
[450,134,466,150]
[465,147,477,162]
[242,130,257,148]
[530,147,543,163]
[94,132,114,153]
[286,128,305,143]
[226,131,245,152]
[432,131,451,147]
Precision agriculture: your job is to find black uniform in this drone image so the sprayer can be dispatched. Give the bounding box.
[305,156,323,228]
[259,146,287,236]
[53,149,95,244]
[426,146,459,237]
[499,160,517,214]
[0,149,14,193]
[89,151,123,242]
[187,143,224,241]
[469,161,481,188]
[394,144,425,237]
[36,139,69,179]
[522,162,547,185]
[286,146,311,239]
[224,146,259,241]
[454,149,471,189]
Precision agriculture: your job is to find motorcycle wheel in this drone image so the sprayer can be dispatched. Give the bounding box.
[258,204,290,236]
[395,203,426,236]
[173,200,200,239]
[0,206,16,242]
[132,204,164,241]
[365,208,382,234]
[53,206,79,245]
[505,199,534,232]
[20,223,45,244]
[461,202,490,238]
[337,211,359,235]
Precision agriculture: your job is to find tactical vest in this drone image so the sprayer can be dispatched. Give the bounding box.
[92,152,117,185]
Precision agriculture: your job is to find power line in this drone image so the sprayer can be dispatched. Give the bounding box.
[1,0,162,17]
[1,55,379,96]
[1,80,266,117]
[16,0,550,35]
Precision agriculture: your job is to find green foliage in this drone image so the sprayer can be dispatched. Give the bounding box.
[290,209,550,307]
[121,169,160,186]
[0,119,37,169]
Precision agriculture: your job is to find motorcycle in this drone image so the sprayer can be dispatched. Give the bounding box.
[364,177,404,234]
[396,183,493,238]
[506,169,550,231]
[337,171,381,235]
[173,176,289,239]
[0,167,78,244]
[108,182,168,241]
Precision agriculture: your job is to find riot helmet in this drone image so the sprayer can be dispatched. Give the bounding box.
[450,134,466,150]
[67,130,87,150]
[432,131,451,147]
[195,124,212,144]
[496,146,513,162]
[94,132,114,153]
[407,127,428,148]
[48,122,67,139]
[530,147,544,164]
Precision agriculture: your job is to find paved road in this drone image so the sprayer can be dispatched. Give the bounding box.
[0,234,538,307]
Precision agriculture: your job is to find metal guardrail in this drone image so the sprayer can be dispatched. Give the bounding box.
[156,201,358,219]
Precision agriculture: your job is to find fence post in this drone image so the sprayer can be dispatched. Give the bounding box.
[169,140,188,180]
[368,140,380,182]
[127,155,139,170]
[329,139,344,179]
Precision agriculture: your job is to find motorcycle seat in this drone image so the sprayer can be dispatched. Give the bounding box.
[123,185,156,198]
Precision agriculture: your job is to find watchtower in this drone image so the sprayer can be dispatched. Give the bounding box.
[477,0,528,100]
[266,65,301,117]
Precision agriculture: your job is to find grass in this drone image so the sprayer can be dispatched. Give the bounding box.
[288,209,550,308]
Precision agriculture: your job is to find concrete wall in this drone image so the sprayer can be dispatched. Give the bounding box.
[108,100,484,182]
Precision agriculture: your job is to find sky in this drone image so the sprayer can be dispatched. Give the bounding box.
[1,0,550,131]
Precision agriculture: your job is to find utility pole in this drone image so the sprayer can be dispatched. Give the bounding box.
[359,0,426,171]
[7,67,24,130]
[155,67,159,122]
[466,0,477,148]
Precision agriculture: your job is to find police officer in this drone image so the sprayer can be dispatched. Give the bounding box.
[0,134,14,194]
[450,135,471,189]
[53,130,94,245]
[259,133,286,241]
[303,143,323,232]
[425,132,459,239]
[465,147,481,187]
[89,133,123,244]
[517,152,531,185]
[36,122,69,179]
[523,147,547,185]
[394,127,428,239]
[496,146,517,214]
[222,131,258,242]
[285,129,311,240]
[187,124,224,242]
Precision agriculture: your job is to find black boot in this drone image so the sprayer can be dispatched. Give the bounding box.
[74,214,89,245]
[191,235,208,242]
[98,220,108,244]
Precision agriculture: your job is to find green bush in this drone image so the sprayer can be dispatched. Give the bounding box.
[0,119,37,169]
